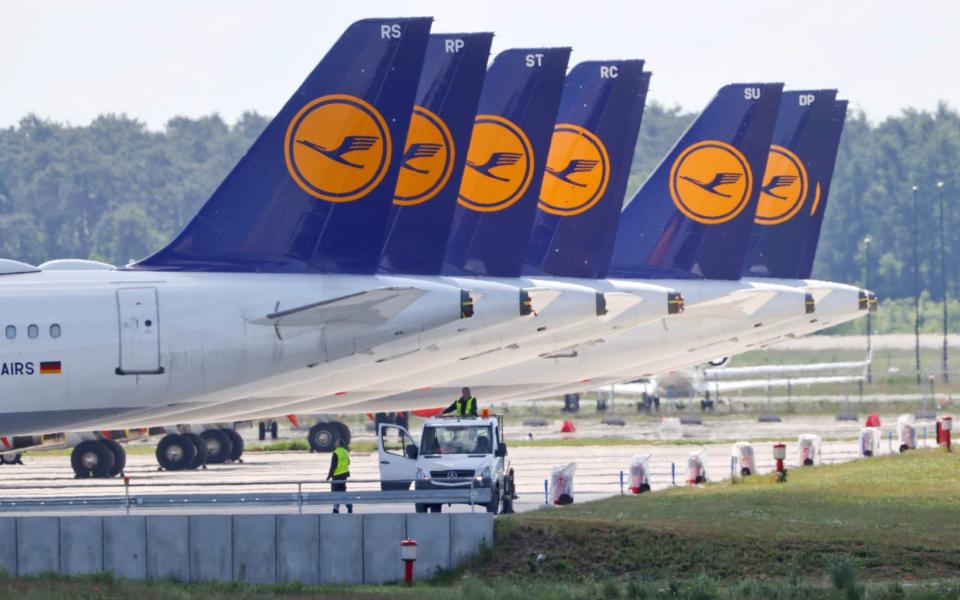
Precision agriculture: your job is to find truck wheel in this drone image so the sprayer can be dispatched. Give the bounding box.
[183,433,207,469]
[415,503,428,513]
[155,434,195,472]
[501,494,514,514]
[224,429,245,461]
[486,485,500,514]
[72,440,115,479]
[308,423,338,453]
[99,439,127,477]
[200,429,233,464]
[258,422,266,441]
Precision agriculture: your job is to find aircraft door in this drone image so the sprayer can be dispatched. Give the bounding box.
[377,423,418,490]
[116,287,164,375]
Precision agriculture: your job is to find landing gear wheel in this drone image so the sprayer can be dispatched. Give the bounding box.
[486,485,500,514]
[72,440,115,479]
[200,429,233,464]
[258,422,266,441]
[156,434,196,471]
[183,433,207,469]
[740,467,752,477]
[333,422,351,447]
[99,439,126,477]
[429,504,442,513]
[415,503,428,513]
[224,429,245,462]
[899,444,910,453]
[270,421,279,440]
[308,423,338,453]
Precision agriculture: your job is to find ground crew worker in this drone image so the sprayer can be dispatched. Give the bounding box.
[327,439,352,514]
[442,387,478,417]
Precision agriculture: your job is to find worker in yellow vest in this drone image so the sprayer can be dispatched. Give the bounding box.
[327,439,352,514]
[442,387,478,417]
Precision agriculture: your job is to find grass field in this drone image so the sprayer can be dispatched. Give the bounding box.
[4,448,959,598]
[468,448,960,584]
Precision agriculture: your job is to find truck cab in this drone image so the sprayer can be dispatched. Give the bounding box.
[377,415,515,514]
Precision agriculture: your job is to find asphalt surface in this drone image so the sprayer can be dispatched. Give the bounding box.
[0,413,935,516]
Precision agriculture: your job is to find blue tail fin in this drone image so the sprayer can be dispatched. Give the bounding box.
[607,83,783,280]
[442,48,571,277]
[523,62,650,278]
[135,18,432,273]
[378,33,493,275]
[799,99,848,279]
[742,90,838,278]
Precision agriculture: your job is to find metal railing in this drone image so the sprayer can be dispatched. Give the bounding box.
[0,478,491,514]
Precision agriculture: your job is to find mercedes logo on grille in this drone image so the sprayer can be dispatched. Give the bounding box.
[447,471,458,479]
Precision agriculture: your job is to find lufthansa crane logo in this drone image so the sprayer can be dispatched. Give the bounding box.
[284,94,392,203]
[538,124,610,217]
[457,115,534,212]
[669,140,752,225]
[394,106,455,206]
[755,145,808,225]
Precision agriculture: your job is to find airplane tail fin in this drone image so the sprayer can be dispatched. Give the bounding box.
[443,48,571,277]
[743,90,838,278]
[524,62,650,278]
[608,83,783,280]
[378,33,494,275]
[799,100,848,279]
[135,18,432,273]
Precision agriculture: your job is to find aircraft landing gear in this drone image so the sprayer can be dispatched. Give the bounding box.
[72,440,116,479]
[200,429,234,464]
[156,433,196,471]
[99,438,127,477]
[258,420,279,441]
[0,453,23,465]
[308,421,351,453]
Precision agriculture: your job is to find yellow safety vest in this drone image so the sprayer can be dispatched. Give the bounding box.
[456,396,477,416]
[333,447,350,476]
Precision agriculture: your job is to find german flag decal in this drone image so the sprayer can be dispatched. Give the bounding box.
[39,361,61,375]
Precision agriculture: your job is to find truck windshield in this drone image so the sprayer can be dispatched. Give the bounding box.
[421,425,493,455]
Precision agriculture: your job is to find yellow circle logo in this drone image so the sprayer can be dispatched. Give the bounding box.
[284,94,392,203]
[457,115,534,212]
[755,145,808,225]
[538,124,610,217]
[669,140,752,225]
[393,106,455,206]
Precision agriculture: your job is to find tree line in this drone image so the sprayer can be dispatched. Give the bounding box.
[2,102,959,333]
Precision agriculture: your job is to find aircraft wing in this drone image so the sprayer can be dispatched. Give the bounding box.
[249,287,426,327]
[684,289,779,318]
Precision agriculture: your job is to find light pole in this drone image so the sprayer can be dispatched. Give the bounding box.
[937,181,949,383]
[864,236,872,383]
[912,185,922,385]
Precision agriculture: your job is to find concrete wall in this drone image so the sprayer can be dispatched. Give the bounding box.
[0,512,493,584]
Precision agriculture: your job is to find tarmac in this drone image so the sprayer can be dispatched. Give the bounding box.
[0,413,932,516]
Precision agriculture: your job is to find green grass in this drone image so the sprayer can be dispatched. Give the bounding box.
[2,451,959,598]
[466,448,960,584]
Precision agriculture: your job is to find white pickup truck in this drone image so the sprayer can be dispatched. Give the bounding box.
[377,415,516,514]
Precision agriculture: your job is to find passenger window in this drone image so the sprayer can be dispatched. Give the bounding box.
[4,325,15,340]
[27,324,38,339]
[50,324,61,339]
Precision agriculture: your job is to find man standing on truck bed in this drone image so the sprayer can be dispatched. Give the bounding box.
[327,439,352,514]
[442,387,478,417]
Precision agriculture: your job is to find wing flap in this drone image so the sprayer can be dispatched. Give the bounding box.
[249,287,426,327]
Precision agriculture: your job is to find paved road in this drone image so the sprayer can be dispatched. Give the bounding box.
[0,413,932,516]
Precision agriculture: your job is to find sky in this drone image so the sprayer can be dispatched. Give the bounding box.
[2,0,958,130]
